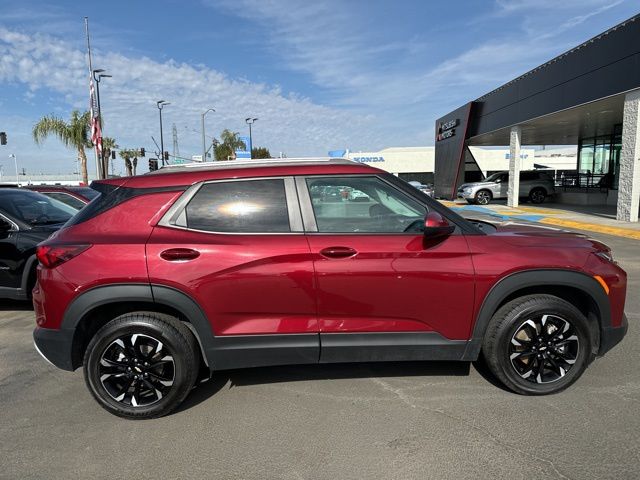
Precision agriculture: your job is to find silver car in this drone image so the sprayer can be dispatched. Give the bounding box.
[457,171,555,205]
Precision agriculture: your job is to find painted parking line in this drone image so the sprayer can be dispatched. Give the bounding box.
[539,218,640,240]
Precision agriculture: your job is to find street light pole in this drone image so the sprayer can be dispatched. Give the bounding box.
[157,100,170,166]
[9,154,18,184]
[201,108,215,162]
[92,69,111,178]
[245,117,258,159]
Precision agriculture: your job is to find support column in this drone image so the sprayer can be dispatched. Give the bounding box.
[508,126,521,208]
[617,89,640,222]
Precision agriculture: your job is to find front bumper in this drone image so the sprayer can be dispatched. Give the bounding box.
[598,314,628,356]
[33,327,76,371]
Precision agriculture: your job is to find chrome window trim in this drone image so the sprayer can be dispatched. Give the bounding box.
[0,212,19,232]
[157,176,304,235]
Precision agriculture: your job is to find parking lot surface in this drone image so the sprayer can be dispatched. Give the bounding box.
[1,231,638,480]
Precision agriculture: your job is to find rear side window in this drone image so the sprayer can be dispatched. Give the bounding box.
[185,179,290,233]
[43,192,87,210]
[64,183,185,227]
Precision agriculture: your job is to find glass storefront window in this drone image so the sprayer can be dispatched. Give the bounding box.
[577,124,622,189]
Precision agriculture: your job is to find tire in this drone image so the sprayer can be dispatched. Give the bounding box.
[529,187,546,204]
[83,312,198,419]
[482,294,592,395]
[474,189,492,205]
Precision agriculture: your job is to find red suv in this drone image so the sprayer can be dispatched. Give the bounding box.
[32,159,628,419]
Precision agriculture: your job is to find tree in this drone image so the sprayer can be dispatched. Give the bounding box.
[213,129,246,161]
[119,148,141,176]
[33,110,92,184]
[102,137,118,177]
[251,147,271,159]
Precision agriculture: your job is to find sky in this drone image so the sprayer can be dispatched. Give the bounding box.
[0,0,638,176]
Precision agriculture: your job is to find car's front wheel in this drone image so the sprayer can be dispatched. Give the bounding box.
[83,312,198,419]
[474,189,492,205]
[529,187,547,204]
[482,295,592,395]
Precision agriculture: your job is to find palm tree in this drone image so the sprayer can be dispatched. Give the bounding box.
[101,137,118,178]
[33,110,92,184]
[214,129,246,161]
[119,148,141,176]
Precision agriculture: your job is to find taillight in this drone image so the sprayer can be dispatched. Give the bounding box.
[36,244,91,268]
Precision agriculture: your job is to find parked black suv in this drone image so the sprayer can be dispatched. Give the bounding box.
[0,189,77,300]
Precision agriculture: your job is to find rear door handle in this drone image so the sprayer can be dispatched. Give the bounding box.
[160,248,200,262]
[319,246,358,259]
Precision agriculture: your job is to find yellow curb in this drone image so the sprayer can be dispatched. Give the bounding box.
[514,206,564,215]
[540,218,640,240]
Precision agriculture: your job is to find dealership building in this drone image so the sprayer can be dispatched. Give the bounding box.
[337,145,577,187]
[434,14,640,222]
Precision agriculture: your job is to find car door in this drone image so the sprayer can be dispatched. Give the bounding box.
[298,174,476,363]
[146,176,319,368]
[495,173,509,198]
[0,214,21,291]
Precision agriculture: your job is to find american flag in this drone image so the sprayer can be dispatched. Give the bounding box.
[89,75,102,155]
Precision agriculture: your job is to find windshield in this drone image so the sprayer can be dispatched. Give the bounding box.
[484,172,506,182]
[0,189,78,225]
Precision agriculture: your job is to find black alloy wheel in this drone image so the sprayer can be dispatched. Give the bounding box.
[84,312,198,419]
[482,294,591,395]
[529,188,546,204]
[508,314,579,384]
[98,333,175,407]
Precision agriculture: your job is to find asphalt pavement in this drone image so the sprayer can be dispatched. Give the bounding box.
[0,230,638,480]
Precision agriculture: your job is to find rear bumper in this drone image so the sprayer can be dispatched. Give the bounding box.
[33,327,75,371]
[599,314,628,356]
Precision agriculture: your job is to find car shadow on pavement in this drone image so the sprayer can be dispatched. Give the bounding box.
[177,361,478,413]
[0,300,33,311]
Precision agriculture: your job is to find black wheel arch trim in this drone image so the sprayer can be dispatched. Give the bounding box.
[60,283,217,369]
[462,269,611,361]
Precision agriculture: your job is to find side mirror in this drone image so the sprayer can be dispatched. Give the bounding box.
[424,211,455,238]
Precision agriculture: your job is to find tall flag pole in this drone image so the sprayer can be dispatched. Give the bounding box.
[85,17,102,180]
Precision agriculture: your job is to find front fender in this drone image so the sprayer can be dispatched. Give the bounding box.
[461,269,610,360]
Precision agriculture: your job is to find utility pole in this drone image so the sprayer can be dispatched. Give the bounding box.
[245,117,258,158]
[9,154,18,183]
[172,123,179,161]
[201,108,215,162]
[157,100,170,166]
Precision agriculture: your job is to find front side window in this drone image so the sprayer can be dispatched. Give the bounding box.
[306,176,426,233]
[185,179,290,233]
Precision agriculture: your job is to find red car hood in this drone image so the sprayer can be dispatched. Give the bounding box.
[464,213,606,250]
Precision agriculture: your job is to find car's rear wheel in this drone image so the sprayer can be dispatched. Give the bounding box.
[529,187,547,204]
[482,295,591,395]
[474,189,492,205]
[83,312,198,419]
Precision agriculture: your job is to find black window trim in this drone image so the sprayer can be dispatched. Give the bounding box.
[297,173,483,236]
[157,176,304,235]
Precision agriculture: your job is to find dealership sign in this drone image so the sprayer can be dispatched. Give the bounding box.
[353,156,385,163]
[436,118,459,141]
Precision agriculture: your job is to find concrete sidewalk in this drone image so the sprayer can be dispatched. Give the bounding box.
[441,200,640,240]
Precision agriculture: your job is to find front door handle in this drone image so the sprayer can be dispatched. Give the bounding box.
[319,246,358,259]
[160,248,200,262]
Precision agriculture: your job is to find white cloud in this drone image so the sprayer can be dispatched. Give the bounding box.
[0,27,385,173]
